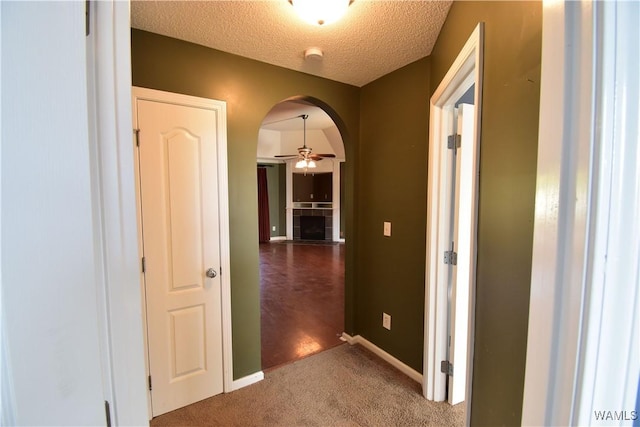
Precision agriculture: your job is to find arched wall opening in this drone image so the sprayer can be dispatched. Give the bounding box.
[256,96,348,370]
[257,98,346,241]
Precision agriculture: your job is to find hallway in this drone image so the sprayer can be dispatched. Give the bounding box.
[259,241,345,370]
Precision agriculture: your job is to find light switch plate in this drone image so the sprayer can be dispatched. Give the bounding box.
[383,221,392,237]
[383,313,391,330]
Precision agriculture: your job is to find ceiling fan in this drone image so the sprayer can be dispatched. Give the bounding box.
[274,114,335,168]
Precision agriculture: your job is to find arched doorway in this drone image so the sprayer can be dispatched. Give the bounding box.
[257,98,346,370]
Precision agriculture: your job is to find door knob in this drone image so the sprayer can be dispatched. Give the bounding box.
[206,268,217,278]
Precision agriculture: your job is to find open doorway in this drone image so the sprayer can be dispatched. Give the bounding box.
[257,99,346,370]
[424,23,484,423]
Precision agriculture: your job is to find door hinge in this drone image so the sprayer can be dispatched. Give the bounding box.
[85,1,91,36]
[104,400,111,427]
[134,129,141,147]
[441,360,454,376]
[148,375,152,391]
[444,250,458,265]
[447,134,461,151]
[141,257,146,273]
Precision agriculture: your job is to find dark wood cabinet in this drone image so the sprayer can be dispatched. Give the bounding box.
[293,172,332,202]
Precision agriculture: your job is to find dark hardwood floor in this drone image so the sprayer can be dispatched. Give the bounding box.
[259,241,345,370]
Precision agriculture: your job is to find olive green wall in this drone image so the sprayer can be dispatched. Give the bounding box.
[429,2,542,425]
[357,58,431,371]
[131,30,360,379]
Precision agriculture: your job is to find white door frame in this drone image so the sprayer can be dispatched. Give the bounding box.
[132,87,234,416]
[423,23,483,421]
[88,2,235,423]
[522,1,640,425]
[88,2,148,424]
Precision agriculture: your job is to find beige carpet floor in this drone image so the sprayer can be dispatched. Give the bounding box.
[151,343,465,426]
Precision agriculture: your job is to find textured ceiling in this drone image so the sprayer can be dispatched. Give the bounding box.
[261,100,334,131]
[131,0,453,87]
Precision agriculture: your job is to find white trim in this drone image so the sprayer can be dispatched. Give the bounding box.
[269,236,288,242]
[286,162,293,240]
[131,87,234,403]
[576,2,640,420]
[92,2,149,425]
[332,159,341,241]
[522,2,589,423]
[257,158,285,164]
[342,334,423,384]
[0,4,13,424]
[522,1,640,425]
[576,3,640,424]
[231,372,265,392]
[214,99,234,395]
[133,87,227,111]
[521,1,594,423]
[86,1,115,415]
[423,23,483,419]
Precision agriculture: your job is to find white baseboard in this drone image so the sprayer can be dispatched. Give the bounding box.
[230,371,264,392]
[269,236,287,241]
[341,333,423,384]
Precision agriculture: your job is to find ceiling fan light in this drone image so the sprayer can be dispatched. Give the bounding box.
[295,159,307,169]
[307,159,317,168]
[291,0,350,26]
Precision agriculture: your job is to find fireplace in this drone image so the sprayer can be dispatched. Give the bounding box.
[300,216,325,240]
[293,208,332,240]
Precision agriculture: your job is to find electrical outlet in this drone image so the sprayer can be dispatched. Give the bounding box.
[272,226,276,232]
[383,312,391,330]
[383,221,392,237]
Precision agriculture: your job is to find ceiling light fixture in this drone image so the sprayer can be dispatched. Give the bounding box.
[273,114,335,169]
[295,158,316,169]
[295,114,316,170]
[290,0,351,26]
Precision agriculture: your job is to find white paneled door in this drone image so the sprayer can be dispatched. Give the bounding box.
[136,98,224,416]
